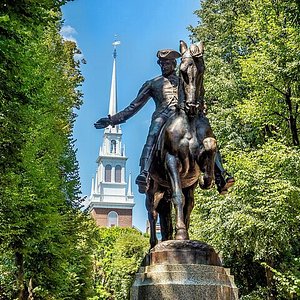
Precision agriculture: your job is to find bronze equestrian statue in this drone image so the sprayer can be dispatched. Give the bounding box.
[95,40,234,247]
[144,40,217,246]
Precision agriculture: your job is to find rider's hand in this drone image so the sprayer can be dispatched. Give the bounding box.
[94,116,113,129]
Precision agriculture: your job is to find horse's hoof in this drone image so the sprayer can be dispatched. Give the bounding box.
[175,228,189,240]
[199,176,213,190]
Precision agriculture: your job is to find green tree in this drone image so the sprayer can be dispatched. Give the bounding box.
[189,0,300,299]
[89,227,149,300]
[0,1,95,299]
[235,0,300,146]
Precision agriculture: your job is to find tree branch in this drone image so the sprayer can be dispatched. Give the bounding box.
[271,111,289,122]
[264,80,286,96]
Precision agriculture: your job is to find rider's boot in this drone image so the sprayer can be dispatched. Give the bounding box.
[135,169,149,194]
[215,151,235,195]
[135,145,151,194]
[215,170,235,195]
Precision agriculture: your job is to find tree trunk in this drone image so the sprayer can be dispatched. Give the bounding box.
[289,116,299,146]
[285,87,299,146]
[15,251,26,300]
[28,277,34,300]
[265,260,277,300]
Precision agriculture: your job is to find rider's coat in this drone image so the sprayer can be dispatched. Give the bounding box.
[110,72,184,167]
[110,73,183,124]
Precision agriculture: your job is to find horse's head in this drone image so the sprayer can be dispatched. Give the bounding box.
[179,40,205,116]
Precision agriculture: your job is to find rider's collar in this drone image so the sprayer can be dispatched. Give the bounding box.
[165,72,177,78]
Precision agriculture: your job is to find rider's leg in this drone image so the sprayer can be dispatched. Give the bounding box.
[135,117,165,193]
[139,145,152,173]
[135,144,152,193]
[215,150,235,194]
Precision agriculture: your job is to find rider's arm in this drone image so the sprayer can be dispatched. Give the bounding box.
[110,81,152,125]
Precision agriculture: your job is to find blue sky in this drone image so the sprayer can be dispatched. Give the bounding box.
[62,0,200,231]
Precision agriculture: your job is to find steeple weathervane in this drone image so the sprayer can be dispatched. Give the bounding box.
[112,36,121,59]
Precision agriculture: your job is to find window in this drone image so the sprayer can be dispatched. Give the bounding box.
[110,140,116,153]
[115,165,122,183]
[104,165,112,182]
[108,211,118,227]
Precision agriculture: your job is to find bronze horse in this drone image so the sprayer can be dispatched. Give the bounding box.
[146,40,217,248]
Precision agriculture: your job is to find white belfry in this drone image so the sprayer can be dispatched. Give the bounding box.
[88,40,135,228]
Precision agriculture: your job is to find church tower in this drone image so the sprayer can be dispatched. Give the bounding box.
[88,40,135,227]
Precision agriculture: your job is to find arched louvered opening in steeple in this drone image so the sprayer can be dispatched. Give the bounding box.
[110,140,117,153]
[104,164,112,182]
[115,165,121,183]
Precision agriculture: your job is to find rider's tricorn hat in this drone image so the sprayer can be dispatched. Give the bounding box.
[157,49,181,60]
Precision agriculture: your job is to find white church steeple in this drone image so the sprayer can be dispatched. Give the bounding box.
[88,39,135,228]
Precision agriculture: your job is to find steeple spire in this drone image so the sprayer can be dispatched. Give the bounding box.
[108,38,121,116]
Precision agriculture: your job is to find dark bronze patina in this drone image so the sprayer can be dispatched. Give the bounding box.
[143,41,217,246]
[95,40,234,247]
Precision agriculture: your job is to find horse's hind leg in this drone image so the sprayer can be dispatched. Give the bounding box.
[165,152,188,240]
[157,194,173,241]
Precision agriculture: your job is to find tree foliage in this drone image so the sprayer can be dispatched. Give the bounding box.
[89,227,149,300]
[0,1,95,299]
[189,0,300,299]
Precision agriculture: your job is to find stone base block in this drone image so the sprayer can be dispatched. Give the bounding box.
[131,240,238,300]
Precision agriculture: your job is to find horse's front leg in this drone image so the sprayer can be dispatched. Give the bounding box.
[198,137,217,189]
[165,153,188,240]
[182,182,197,231]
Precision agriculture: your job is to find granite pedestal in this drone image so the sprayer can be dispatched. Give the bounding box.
[131,240,238,300]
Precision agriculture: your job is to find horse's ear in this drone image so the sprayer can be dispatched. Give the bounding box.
[197,41,204,54]
[180,40,188,55]
[190,41,204,57]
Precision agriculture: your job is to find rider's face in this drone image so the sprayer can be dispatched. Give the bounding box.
[159,59,176,76]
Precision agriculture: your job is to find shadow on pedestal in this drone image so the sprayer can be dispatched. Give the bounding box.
[131,240,238,300]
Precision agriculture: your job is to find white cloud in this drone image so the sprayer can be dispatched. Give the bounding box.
[60,25,78,42]
[60,25,85,61]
